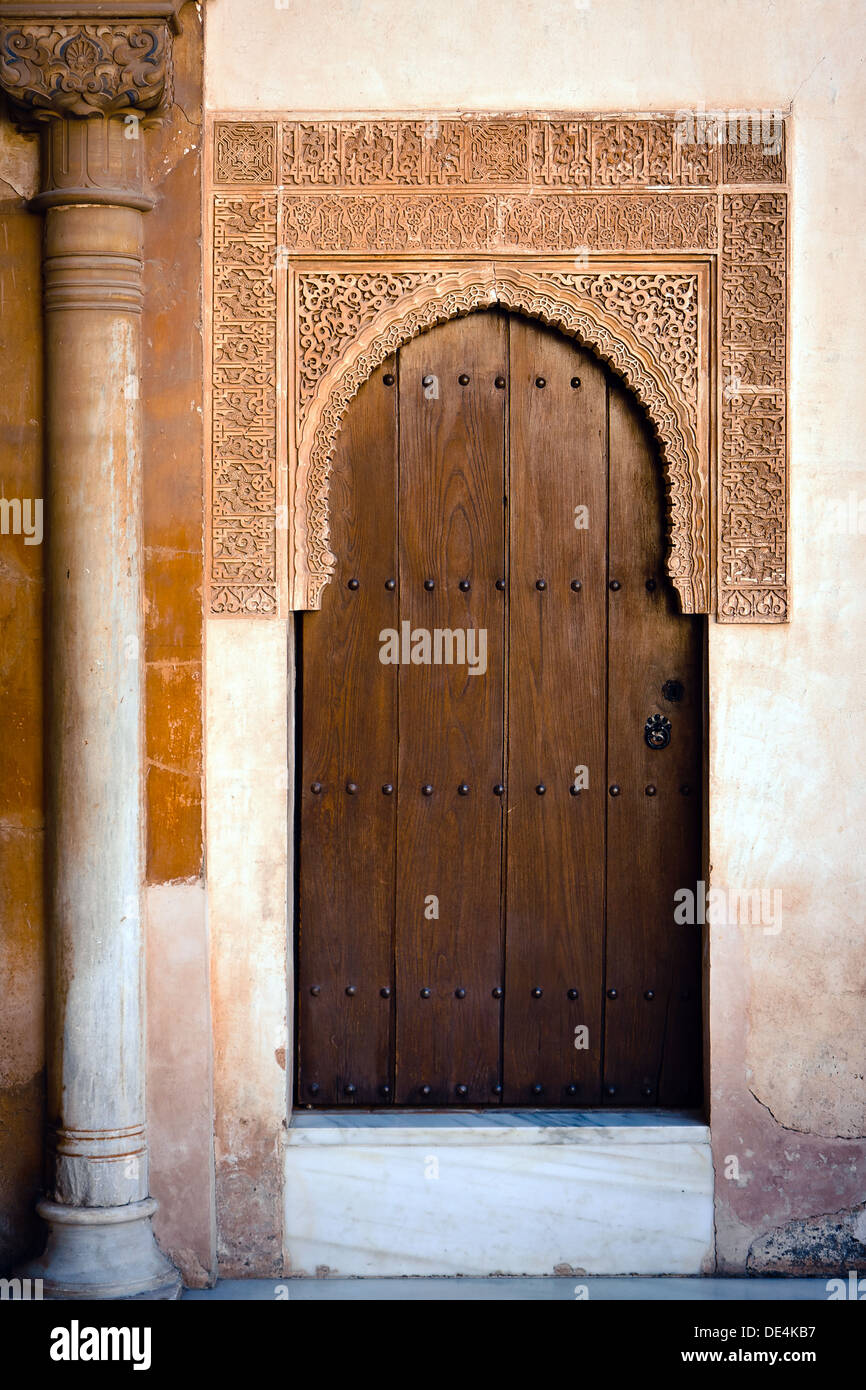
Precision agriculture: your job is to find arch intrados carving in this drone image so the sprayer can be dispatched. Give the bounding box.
[292,266,708,614]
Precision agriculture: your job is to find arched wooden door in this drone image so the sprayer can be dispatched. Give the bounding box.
[295,309,703,1109]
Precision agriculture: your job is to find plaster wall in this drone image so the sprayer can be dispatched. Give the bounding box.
[203,0,866,1273]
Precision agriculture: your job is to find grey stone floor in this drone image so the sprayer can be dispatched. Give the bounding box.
[184,1277,835,1301]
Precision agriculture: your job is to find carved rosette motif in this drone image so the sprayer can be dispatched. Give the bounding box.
[209,116,789,622]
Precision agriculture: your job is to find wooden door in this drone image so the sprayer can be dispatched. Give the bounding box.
[296,310,703,1109]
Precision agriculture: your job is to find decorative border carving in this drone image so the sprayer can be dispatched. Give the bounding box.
[207,115,790,622]
[211,194,278,615]
[719,192,787,620]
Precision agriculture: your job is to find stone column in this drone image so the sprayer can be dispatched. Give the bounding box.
[0,5,186,1299]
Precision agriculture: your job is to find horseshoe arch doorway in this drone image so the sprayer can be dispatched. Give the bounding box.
[294,308,704,1110]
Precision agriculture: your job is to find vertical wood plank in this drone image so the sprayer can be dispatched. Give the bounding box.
[394,313,506,1106]
[503,321,608,1106]
[604,379,703,1108]
[296,358,398,1106]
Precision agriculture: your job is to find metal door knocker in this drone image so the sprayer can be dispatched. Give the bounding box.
[645,714,672,749]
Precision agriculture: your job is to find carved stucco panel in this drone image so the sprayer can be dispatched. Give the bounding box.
[208,115,789,622]
[293,266,706,613]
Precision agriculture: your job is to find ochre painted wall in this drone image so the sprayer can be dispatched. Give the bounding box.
[0,115,44,1272]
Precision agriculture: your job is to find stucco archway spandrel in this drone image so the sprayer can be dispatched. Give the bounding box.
[292,265,708,614]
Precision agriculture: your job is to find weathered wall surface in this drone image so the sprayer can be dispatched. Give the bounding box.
[0,114,43,1272]
[141,4,214,1286]
[204,0,866,1273]
[205,618,290,1279]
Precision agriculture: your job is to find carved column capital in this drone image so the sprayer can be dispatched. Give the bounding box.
[0,3,186,207]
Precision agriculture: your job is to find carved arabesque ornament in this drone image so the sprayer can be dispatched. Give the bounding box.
[208,115,788,622]
[294,267,705,612]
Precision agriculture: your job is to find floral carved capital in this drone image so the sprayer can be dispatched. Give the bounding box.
[0,7,188,207]
[0,13,178,120]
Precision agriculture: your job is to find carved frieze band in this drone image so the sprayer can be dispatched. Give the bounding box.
[209,116,789,622]
[216,117,785,189]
